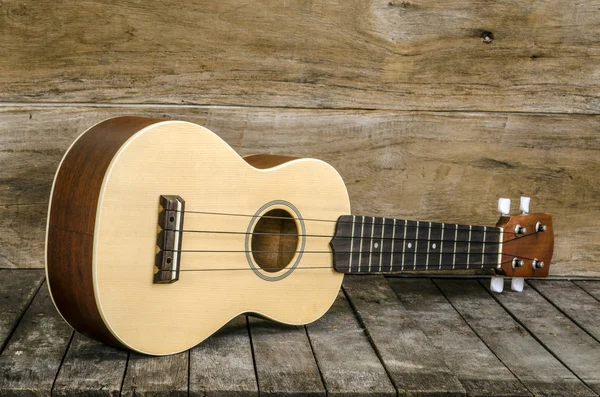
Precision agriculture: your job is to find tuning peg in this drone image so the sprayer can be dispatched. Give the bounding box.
[520,197,530,214]
[511,277,525,292]
[498,198,511,216]
[490,276,504,293]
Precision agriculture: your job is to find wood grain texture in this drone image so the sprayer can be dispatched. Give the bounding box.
[488,280,600,394]
[52,333,128,397]
[306,291,396,397]
[2,107,599,276]
[249,318,325,397]
[435,279,596,397]
[0,270,44,352]
[529,281,600,344]
[1,1,599,113]
[575,281,600,301]
[189,316,258,397]
[343,276,465,396]
[121,352,188,397]
[0,284,73,397]
[387,277,531,397]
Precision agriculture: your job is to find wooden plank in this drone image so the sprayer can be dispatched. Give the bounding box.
[189,316,258,397]
[248,317,325,397]
[1,1,600,113]
[575,281,600,301]
[490,280,600,394]
[0,283,74,397]
[121,351,188,397]
[52,333,128,397]
[306,291,396,397]
[2,106,599,276]
[343,275,465,396]
[0,270,44,351]
[531,280,600,342]
[388,277,530,397]
[435,279,596,397]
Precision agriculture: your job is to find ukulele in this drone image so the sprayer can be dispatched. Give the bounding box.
[45,117,554,355]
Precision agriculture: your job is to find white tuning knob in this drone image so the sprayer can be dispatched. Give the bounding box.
[520,197,530,214]
[498,198,511,216]
[511,277,525,292]
[490,276,504,293]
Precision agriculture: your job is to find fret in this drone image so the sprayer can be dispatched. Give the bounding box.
[348,215,356,272]
[452,224,458,269]
[402,220,417,271]
[378,218,385,272]
[368,217,374,272]
[399,219,406,270]
[438,223,445,270]
[441,223,454,268]
[481,226,487,269]
[466,225,472,269]
[359,216,373,272]
[381,218,394,273]
[357,216,365,272]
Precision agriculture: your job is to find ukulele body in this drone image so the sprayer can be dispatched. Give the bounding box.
[46,117,349,355]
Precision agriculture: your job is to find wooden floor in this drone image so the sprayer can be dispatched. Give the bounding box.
[1,270,600,397]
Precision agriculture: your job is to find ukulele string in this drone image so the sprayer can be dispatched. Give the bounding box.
[176,210,521,235]
[174,229,532,244]
[159,258,518,272]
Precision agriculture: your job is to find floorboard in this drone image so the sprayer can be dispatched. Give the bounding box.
[0,275,599,396]
[306,291,396,397]
[489,280,600,394]
[189,316,258,397]
[388,277,531,397]
[248,318,325,397]
[435,279,597,397]
[343,276,466,396]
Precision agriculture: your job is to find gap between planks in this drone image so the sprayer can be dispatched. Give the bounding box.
[2,102,600,117]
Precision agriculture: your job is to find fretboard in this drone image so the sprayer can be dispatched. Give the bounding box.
[330,215,503,273]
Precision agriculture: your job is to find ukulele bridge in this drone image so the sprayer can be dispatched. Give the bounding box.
[154,195,185,284]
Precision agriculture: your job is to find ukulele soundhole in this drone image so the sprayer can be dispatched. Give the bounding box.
[251,209,299,272]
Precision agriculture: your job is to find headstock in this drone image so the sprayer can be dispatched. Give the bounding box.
[489,197,554,293]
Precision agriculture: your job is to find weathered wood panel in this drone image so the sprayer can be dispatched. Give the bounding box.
[343,276,465,396]
[52,333,128,397]
[1,1,599,113]
[306,291,396,397]
[529,281,600,343]
[435,279,596,397]
[0,270,44,352]
[248,318,325,397]
[0,284,73,397]
[1,107,599,276]
[490,280,600,394]
[388,277,531,397]
[121,352,188,397]
[575,281,600,301]
[189,316,258,397]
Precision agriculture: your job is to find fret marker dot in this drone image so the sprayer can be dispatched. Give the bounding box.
[407,242,412,249]
[374,242,379,249]
[432,243,437,249]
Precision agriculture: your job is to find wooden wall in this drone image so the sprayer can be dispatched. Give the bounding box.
[1,0,598,276]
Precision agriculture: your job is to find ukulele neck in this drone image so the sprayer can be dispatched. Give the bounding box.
[329,215,503,274]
